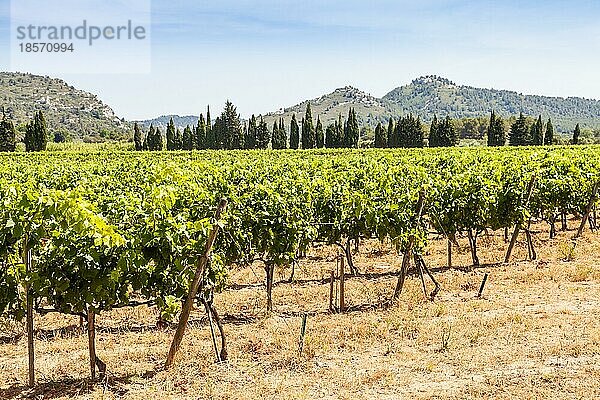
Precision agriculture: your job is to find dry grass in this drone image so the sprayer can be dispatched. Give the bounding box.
[2,221,600,399]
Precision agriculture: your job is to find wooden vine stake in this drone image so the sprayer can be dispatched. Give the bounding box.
[339,254,345,313]
[505,175,536,264]
[298,314,308,357]
[477,273,489,298]
[204,300,221,363]
[165,199,228,369]
[24,247,34,388]
[393,190,426,300]
[328,270,335,312]
[575,182,599,239]
[87,309,106,380]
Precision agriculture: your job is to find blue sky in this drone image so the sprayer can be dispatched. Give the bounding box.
[1,0,600,120]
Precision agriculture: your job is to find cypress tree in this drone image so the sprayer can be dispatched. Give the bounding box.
[544,119,554,145]
[531,116,543,145]
[325,124,335,148]
[272,118,287,149]
[166,118,176,150]
[486,111,495,147]
[155,127,165,150]
[36,111,47,151]
[134,122,143,151]
[25,111,47,152]
[447,116,458,146]
[0,112,16,152]
[489,112,506,147]
[429,115,439,147]
[195,114,206,149]
[316,116,324,148]
[213,117,223,149]
[142,125,152,150]
[144,124,154,150]
[280,118,287,149]
[395,115,424,148]
[343,108,359,148]
[336,114,344,148]
[301,103,316,149]
[24,118,35,151]
[257,116,270,149]
[175,127,184,150]
[388,117,396,148]
[509,113,529,146]
[272,121,279,148]
[246,115,257,149]
[182,126,193,150]
[206,106,214,149]
[290,114,300,149]
[374,122,386,148]
[573,124,581,145]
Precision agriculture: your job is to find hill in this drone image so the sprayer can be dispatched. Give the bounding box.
[383,76,600,132]
[262,86,399,128]
[138,115,200,130]
[260,76,600,133]
[0,72,128,141]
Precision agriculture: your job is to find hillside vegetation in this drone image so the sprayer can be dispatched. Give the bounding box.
[0,72,128,141]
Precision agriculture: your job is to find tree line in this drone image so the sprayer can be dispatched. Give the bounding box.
[0,104,587,153]
[0,109,48,152]
[135,102,361,151]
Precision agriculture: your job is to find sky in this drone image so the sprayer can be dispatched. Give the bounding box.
[1,0,600,120]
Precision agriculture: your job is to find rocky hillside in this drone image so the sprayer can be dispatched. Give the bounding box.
[0,72,128,141]
[262,86,399,128]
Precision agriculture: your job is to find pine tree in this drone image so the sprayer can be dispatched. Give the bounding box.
[301,103,316,149]
[134,122,143,151]
[374,122,385,148]
[509,113,529,146]
[290,114,300,149]
[0,112,16,152]
[182,126,193,150]
[246,115,257,149]
[544,119,554,145]
[166,118,176,150]
[316,117,324,148]
[573,124,581,145]
[217,101,243,149]
[257,116,270,149]
[429,115,440,147]
[195,114,206,149]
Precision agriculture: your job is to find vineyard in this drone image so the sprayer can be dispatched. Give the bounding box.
[1,146,600,398]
